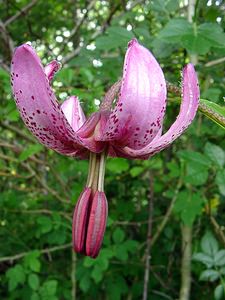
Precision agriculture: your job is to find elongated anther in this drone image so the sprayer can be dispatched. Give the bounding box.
[86,191,108,258]
[72,187,92,253]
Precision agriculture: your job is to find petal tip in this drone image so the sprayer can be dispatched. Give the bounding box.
[127,38,138,48]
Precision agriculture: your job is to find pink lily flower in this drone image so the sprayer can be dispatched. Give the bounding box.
[11,39,199,258]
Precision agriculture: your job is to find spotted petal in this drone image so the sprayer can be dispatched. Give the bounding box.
[102,39,166,150]
[11,44,84,156]
[118,64,199,158]
[44,60,61,82]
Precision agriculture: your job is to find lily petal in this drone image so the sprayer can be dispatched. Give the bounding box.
[11,44,83,155]
[118,64,200,158]
[102,39,166,150]
[44,60,61,82]
[61,96,86,132]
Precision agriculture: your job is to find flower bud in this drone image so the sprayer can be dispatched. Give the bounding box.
[86,191,108,258]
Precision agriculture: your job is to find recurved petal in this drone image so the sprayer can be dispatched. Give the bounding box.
[44,60,61,82]
[61,96,86,132]
[76,112,108,153]
[72,187,92,254]
[101,39,166,149]
[11,44,83,155]
[117,64,199,158]
[86,191,108,258]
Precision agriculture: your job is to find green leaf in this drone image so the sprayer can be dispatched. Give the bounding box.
[204,143,225,168]
[113,228,125,244]
[6,264,25,291]
[79,274,91,293]
[96,26,134,50]
[197,23,225,49]
[114,244,128,261]
[24,251,41,273]
[37,216,53,234]
[31,293,40,300]
[178,150,209,185]
[40,280,58,298]
[173,191,205,225]
[200,99,225,130]
[158,20,225,54]
[216,170,225,196]
[91,265,103,283]
[178,150,209,167]
[214,250,225,266]
[199,269,219,282]
[214,285,224,300]
[130,166,144,177]
[158,19,192,43]
[19,144,44,161]
[201,231,219,256]
[107,158,129,174]
[192,253,214,268]
[28,274,40,291]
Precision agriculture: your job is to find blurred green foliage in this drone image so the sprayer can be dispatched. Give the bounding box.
[0,0,225,299]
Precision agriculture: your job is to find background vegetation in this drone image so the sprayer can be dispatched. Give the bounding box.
[0,0,225,299]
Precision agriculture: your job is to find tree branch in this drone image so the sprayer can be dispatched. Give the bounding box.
[71,250,77,300]
[62,0,144,64]
[205,56,225,68]
[179,225,192,300]
[142,172,154,300]
[0,243,72,263]
[4,0,38,27]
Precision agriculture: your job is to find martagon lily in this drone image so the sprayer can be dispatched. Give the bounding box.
[11,39,199,258]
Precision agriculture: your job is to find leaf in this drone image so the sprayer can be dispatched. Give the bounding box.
[204,143,225,168]
[6,264,25,291]
[79,274,91,293]
[40,280,58,298]
[216,170,225,196]
[96,26,134,50]
[158,19,225,54]
[178,150,210,185]
[106,275,128,300]
[24,251,41,273]
[214,285,224,300]
[200,99,225,130]
[173,191,205,225]
[192,253,214,268]
[107,158,129,174]
[113,228,125,244]
[157,18,192,43]
[28,274,40,291]
[214,250,225,266]
[31,293,40,300]
[37,216,53,234]
[130,166,144,177]
[91,265,103,283]
[115,244,129,261]
[201,231,219,256]
[19,144,44,161]
[178,150,209,167]
[199,269,219,282]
